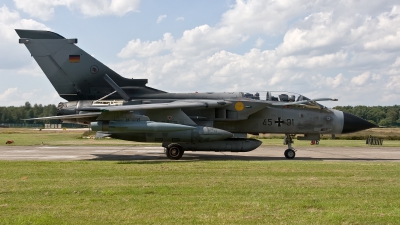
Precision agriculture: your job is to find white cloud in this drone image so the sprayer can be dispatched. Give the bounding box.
[276,51,348,69]
[220,0,399,36]
[0,6,50,70]
[0,87,63,106]
[386,76,400,90]
[176,17,184,21]
[364,31,400,51]
[118,33,174,58]
[16,62,44,77]
[255,38,264,47]
[323,73,346,89]
[13,0,140,21]
[275,11,357,56]
[119,24,248,59]
[0,6,49,40]
[351,72,370,86]
[383,76,400,103]
[301,52,348,69]
[220,0,311,35]
[391,57,400,67]
[157,14,167,24]
[174,25,244,57]
[0,88,18,101]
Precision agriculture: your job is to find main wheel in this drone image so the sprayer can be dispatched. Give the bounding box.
[284,149,295,159]
[166,144,184,160]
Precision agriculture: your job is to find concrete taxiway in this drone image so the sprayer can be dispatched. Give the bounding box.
[0,145,399,161]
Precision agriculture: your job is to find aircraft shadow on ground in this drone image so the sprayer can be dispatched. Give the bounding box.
[89,153,395,162]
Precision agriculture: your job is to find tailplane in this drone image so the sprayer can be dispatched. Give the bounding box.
[16,29,164,101]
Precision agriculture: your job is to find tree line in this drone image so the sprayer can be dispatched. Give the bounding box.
[0,102,399,127]
[0,102,58,124]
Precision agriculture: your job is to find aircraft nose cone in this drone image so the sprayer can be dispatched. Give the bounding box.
[342,112,378,134]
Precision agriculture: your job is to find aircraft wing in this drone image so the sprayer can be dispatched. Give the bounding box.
[23,100,231,121]
[79,100,231,112]
[23,112,101,120]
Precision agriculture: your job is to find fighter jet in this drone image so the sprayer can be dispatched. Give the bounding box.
[16,29,377,160]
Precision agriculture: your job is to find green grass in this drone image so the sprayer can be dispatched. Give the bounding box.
[0,129,155,146]
[1,128,400,147]
[0,161,400,224]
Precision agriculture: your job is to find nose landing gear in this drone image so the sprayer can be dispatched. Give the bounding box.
[283,134,296,159]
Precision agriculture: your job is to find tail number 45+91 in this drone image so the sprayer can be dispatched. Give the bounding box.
[263,117,294,127]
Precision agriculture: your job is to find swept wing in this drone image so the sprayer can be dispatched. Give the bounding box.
[79,100,231,112]
[24,100,231,120]
[23,112,101,120]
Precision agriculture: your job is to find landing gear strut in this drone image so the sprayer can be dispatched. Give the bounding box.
[283,134,296,159]
[165,144,184,160]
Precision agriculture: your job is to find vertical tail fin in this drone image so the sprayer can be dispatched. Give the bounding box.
[16,29,162,101]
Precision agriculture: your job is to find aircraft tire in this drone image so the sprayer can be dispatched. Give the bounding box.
[166,144,184,160]
[284,149,295,159]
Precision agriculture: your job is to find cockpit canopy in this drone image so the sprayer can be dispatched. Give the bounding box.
[240,91,326,108]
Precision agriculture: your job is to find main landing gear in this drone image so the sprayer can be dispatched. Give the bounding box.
[283,134,296,159]
[165,144,184,160]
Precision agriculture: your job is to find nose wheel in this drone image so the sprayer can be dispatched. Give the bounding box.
[284,149,296,159]
[283,134,296,159]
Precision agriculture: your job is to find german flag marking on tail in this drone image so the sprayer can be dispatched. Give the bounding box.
[69,55,80,63]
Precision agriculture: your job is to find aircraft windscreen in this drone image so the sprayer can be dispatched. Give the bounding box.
[240,91,326,108]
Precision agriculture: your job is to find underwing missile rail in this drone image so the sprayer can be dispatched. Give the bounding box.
[92,121,234,143]
[91,121,196,133]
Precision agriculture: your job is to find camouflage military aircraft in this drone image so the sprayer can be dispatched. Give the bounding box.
[16,29,377,160]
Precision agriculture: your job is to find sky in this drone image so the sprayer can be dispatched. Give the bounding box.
[1,0,400,108]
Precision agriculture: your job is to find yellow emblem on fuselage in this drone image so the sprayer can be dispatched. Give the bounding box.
[235,102,244,111]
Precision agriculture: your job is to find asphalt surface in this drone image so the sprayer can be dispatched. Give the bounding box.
[0,145,399,161]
